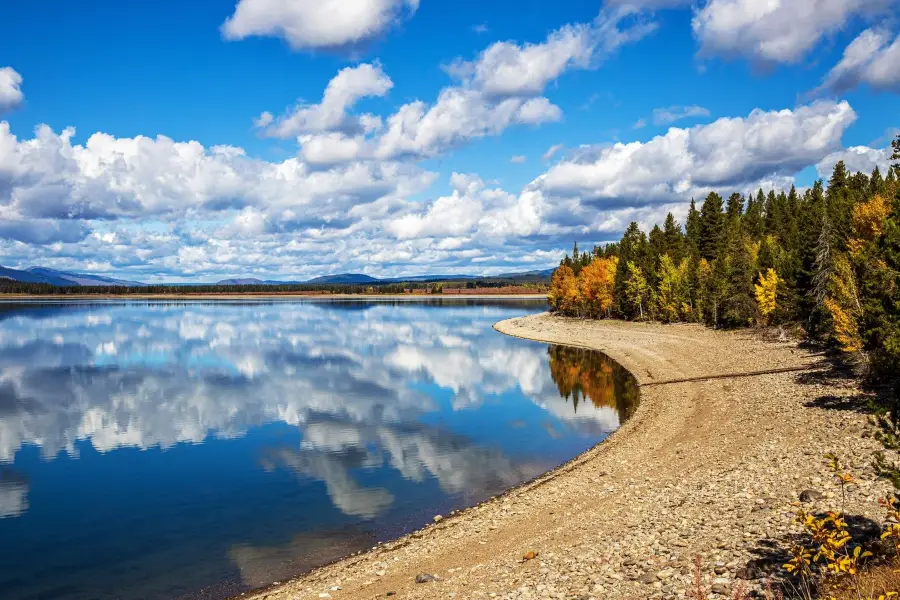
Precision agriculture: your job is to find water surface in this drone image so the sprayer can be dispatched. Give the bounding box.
[0,299,637,600]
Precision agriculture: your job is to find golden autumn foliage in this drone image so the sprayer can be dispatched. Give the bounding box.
[754,268,779,322]
[852,194,891,243]
[548,265,579,314]
[577,256,618,318]
[656,254,690,323]
[550,257,618,318]
[824,254,864,353]
[546,345,639,422]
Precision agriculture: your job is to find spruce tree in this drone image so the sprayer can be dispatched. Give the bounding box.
[686,199,701,256]
[663,213,684,262]
[699,192,725,261]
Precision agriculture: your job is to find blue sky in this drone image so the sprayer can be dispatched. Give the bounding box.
[0,0,897,282]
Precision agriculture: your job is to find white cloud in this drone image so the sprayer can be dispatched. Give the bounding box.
[538,100,856,205]
[252,9,653,165]
[650,104,711,125]
[816,144,895,177]
[222,0,419,50]
[447,7,655,98]
[0,121,434,244]
[447,24,596,98]
[613,0,897,65]
[817,28,900,93]
[542,143,564,161]
[0,67,23,113]
[510,155,526,164]
[259,63,392,138]
[692,0,894,64]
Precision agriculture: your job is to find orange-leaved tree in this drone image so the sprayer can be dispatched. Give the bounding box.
[578,256,618,318]
[549,265,580,315]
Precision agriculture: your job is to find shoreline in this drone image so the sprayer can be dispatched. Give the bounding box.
[0,293,548,301]
[244,313,888,600]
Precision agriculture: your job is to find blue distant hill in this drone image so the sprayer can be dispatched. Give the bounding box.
[1,266,554,288]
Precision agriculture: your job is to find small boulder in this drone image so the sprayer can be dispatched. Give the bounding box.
[433,515,444,523]
[711,583,729,595]
[416,573,439,584]
[799,490,824,503]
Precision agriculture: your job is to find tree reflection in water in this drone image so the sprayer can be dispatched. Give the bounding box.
[547,345,639,424]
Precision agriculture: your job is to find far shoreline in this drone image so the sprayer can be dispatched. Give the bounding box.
[0,292,549,301]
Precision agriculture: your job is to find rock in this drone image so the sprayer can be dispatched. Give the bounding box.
[433,515,444,523]
[386,593,396,597]
[799,490,823,503]
[416,573,439,584]
[638,573,657,584]
[711,583,729,595]
[523,551,538,561]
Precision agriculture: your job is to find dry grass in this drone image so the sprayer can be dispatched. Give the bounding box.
[822,560,900,599]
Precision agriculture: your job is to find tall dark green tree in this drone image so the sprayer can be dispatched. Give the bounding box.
[662,213,685,262]
[686,199,701,256]
[699,192,725,261]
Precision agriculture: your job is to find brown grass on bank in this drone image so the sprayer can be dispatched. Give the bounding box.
[822,560,900,600]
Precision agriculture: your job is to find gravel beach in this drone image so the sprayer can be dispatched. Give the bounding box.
[247,313,890,600]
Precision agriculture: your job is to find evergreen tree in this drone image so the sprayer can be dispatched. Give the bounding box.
[685,199,701,257]
[699,192,725,261]
[726,193,744,220]
[662,213,685,262]
[722,234,757,327]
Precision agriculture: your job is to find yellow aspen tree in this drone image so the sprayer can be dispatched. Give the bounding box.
[754,268,779,324]
[656,254,681,323]
[824,254,864,353]
[549,265,579,315]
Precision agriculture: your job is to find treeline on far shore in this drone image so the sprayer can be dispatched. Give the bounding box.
[550,134,900,392]
[0,279,547,296]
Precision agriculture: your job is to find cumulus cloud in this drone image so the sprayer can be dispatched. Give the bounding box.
[538,100,856,205]
[0,67,23,113]
[255,8,653,165]
[692,0,896,64]
[222,0,419,50]
[816,144,896,177]
[447,7,655,98]
[612,0,897,65]
[816,28,900,93]
[258,63,392,138]
[0,121,434,245]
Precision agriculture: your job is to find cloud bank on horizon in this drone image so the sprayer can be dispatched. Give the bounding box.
[0,0,897,282]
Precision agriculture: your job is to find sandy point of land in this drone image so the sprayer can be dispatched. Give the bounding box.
[247,313,889,600]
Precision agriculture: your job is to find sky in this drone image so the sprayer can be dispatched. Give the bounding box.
[0,0,898,283]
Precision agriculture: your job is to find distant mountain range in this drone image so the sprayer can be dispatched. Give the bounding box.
[0,266,554,287]
[0,266,147,287]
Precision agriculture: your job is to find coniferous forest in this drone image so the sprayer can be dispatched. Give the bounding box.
[550,135,900,390]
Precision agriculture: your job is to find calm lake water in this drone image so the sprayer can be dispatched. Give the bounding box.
[0,299,637,600]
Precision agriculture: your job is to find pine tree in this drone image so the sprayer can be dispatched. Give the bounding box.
[663,213,684,262]
[726,193,744,220]
[745,193,764,239]
[722,234,757,327]
[699,192,725,261]
[871,166,885,197]
[686,199,701,257]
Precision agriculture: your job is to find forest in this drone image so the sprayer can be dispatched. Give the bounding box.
[0,278,545,296]
[550,134,900,389]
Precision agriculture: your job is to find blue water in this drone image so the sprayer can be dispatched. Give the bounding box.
[0,299,637,600]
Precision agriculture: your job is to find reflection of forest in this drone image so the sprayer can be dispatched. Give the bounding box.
[547,345,639,423]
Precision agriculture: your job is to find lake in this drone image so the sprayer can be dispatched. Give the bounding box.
[0,299,638,600]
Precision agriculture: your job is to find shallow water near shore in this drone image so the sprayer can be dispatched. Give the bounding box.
[0,299,637,600]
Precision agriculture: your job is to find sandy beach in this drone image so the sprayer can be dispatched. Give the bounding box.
[246,313,889,600]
